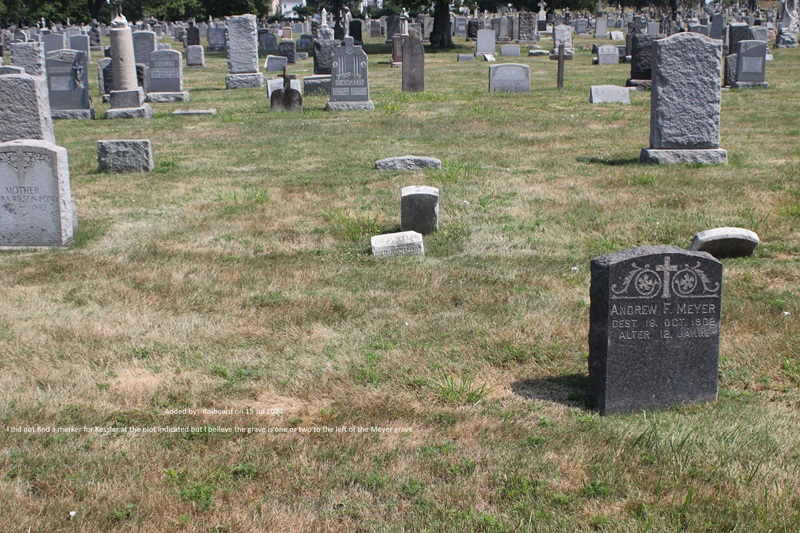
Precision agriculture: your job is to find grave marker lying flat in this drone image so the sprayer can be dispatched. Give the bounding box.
[371,231,425,257]
[375,156,442,170]
[590,85,630,104]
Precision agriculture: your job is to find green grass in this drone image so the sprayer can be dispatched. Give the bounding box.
[0,30,799,532]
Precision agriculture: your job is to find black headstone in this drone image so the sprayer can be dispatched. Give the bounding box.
[589,246,722,415]
[313,39,337,75]
[186,26,201,46]
[629,33,664,81]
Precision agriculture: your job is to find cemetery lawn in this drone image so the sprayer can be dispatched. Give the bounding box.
[2,35,800,532]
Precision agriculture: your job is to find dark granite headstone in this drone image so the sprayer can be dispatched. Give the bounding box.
[589,246,722,415]
[349,20,363,44]
[467,19,480,40]
[187,26,200,46]
[629,33,664,82]
[279,40,296,64]
[270,75,302,112]
[727,22,750,56]
[46,49,91,113]
[313,39,337,74]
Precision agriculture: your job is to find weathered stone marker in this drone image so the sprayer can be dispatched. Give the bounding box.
[401,186,439,234]
[640,32,726,165]
[0,139,76,248]
[589,246,722,415]
[97,139,154,172]
[371,231,424,257]
[689,227,759,257]
[324,37,373,111]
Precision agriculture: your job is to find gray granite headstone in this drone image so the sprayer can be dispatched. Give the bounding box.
[10,42,46,76]
[385,16,400,43]
[132,31,157,65]
[0,74,55,143]
[641,32,725,164]
[375,155,441,170]
[401,186,439,234]
[500,44,521,56]
[488,63,530,92]
[186,45,205,67]
[733,40,767,87]
[43,33,66,54]
[207,27,227,51]
[476,29,496,56]
[46,49,93,119]
[0,139,75,248]
[313,39,338,74]
[552,24,574,54]
[69,35,90,59]
[225,15,263,89]
[325,37,373,111]
[402,35,424,92]
[597,44,619,64]
[595,15,609,38]
[518,12,537,42]
[147,49,183,93]
[457,53,474,62]
[589,246,722,415]
[710,14,724,39]
[265,55,288,72]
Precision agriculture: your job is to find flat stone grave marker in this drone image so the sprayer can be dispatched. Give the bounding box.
[371,231,424,257]
[457,53,474,62]
[590,85,630,103]
[172,108,217,115]
[0,139,75,248]
[689,227,759,257]
[500,44,521,56]
[489,63,530,92]
[589,246,723,414]
[265,54,288,72]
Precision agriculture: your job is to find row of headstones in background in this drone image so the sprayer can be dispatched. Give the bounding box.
[0,71,76,248]
[43,33,91,59]
[726,40,769,88]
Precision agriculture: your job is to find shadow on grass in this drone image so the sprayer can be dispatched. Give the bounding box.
[576,156,641,166]
[511,373,591,409]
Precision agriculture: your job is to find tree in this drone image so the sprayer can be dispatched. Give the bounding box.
[429,0,452,49]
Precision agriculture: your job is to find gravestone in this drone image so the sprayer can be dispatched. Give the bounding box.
[132,31,156,65]
[10,42,46,76]
[647,21,660,35]
[325,37,373,111]
[371,231,424,257]
[710,13,724,39]
[689,227,759,257]
[402,35,424,92]
[0,74,55,142]
[69,35,90,60]
[146,49,188,102]
[497,17,512,42]
[43,33,66,54]
[627,33,664,87]
[97,139,154,172]
[266,76,302,98]
[46,49,93,119]
[349,20,363,44]
[590,85,630,103]
[313,39,338,74]
[689,24,709,36]
[375,155,441,170]
[489,63,530,92]
[391,34,407,66]
[476,29,496,56]
[385,16,400,43]
[107,22,152,119]
[186,26,200,46]
[370,20,381,38]
[265,55,288,72]
[207,27,227,51]
[467,19,480,41]
[0,139,76,248]
[225,15,263,89]
[457,53,474,62]
[589,246,722,415]
[401,186,439,234]
[303,74,330,96]
[500,44,521,56]
[597,44,619,64]
[260,31,277,52]
[279,40,296,64]
[552,24,574,54]
[640,32,727,164]
[595,15,608,38]
[186,45,205,67]
[576,19,589,35]
[727,22,750,55]
[610,30,624,41]
[733,40,768,88]
[270,75,302,112]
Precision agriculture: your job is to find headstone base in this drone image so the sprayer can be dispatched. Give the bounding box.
[106,104,154,119]
[225,73,264,89]
[731,81,769,89]
[391,62,402,68]
[639,148,727,165]
[145,91,190,103]
[625,78,651,90]
[172,109,217,116]
[529,49,549,56]
[303,75,331,96]
[52,109,95,120]
[110,88,145,109]
[324,101,374,111]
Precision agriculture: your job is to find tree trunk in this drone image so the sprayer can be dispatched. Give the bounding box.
[429,0,453,49]
[88,0,106,21]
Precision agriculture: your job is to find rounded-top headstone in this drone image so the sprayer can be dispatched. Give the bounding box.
[401,186,439,235]
[689,227,759,258]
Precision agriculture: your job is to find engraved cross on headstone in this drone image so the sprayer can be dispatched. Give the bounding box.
[655,256,679,298]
